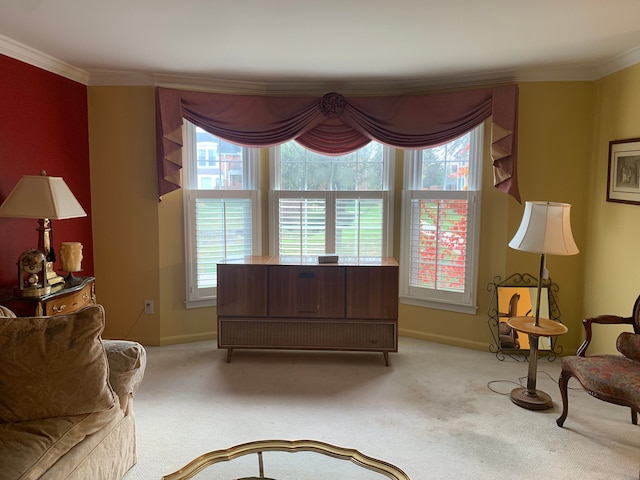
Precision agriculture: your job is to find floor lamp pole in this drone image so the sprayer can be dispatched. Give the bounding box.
[508,251,568,409]
[534,253,545,328]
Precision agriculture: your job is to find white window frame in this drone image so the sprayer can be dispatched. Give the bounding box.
[182,121,261,308]
[399,124,483,314]
[268,143,394,258]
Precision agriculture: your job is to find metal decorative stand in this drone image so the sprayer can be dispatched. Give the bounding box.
[487,273,564,361]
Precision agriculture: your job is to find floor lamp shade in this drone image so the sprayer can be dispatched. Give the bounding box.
[508,201,579,256]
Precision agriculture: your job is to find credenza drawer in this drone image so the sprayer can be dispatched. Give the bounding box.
[218,318,397,351]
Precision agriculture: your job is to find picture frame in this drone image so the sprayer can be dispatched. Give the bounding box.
[607,138,640,204]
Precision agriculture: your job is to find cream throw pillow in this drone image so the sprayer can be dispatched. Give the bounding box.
[0,304,117,423]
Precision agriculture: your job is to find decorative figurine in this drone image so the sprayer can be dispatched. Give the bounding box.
[16,249,50,297]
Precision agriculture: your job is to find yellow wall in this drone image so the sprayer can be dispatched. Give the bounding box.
[583,63,640,353]
[87,81,600,353]
[88,87,161,344]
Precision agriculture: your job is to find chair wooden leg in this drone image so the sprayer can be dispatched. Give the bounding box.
[556,369,571,427]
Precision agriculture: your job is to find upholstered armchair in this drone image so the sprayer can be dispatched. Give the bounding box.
[556,295,640,427]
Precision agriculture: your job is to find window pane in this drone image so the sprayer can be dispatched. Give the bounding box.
[278,198,326,255]
[196,128,244,190]
[279,141,384,191]
[336,198,383,257]
[195,198,253,288]
[408,198,468,292]
[421,133,470,191]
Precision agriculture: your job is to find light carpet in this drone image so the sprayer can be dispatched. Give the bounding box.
[124,337,640,480]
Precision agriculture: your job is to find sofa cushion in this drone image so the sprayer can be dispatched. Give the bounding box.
[0,403,123,480]
[0,304,117,423]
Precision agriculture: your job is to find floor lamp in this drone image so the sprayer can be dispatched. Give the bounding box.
[507,201,579,410]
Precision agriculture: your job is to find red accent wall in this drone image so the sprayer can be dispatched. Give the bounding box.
[0,54,93,287]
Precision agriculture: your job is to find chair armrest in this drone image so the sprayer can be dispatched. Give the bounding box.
[577,314,634,356]
[102,340,147,398]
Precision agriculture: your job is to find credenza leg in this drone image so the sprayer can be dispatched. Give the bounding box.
[383,351,389,366]
[226,348,233,363]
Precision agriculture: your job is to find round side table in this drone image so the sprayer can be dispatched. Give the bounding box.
[507,316,568,410]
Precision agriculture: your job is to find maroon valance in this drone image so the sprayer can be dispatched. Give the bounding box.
[156,84,520,202]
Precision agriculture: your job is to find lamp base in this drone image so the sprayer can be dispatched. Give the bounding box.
[510,387,553,410]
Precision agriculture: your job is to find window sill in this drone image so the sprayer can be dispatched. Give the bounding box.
[185,298,216,309]
[399,296,478,315]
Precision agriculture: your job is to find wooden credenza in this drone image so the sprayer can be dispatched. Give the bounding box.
[217,256,398,365]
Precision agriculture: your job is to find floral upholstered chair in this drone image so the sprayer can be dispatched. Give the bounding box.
[557,295,640,427]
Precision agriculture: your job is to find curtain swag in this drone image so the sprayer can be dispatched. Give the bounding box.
[156,84,520,202]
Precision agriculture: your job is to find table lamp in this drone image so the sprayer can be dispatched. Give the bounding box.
[0,170,87,290]
[507,201,579,409]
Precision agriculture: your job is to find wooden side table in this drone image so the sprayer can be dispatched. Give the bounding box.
[507,316,568,410]
[0,277,96,317]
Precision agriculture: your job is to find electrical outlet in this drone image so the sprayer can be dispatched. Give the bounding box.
[144,300,154,314]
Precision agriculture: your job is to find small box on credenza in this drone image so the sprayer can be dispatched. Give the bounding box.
[317,254,339,264]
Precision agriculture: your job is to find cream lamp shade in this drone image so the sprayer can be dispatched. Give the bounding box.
[508,201,579,256]
[0,173,86,220]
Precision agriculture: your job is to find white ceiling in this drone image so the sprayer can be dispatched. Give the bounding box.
[2,0,640,90]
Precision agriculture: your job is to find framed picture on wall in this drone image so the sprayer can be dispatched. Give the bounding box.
[607,138,640,205]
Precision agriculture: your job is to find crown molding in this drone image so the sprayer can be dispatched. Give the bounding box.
[91,70,513,95]
[0,34,89,84]
[597,44,640,78]
[1,32,638,92]
[155,74,424,96]
[513,63,602,82]
[87,70,156,86]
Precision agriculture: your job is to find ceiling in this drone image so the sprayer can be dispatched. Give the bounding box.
[2,0,640,90]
